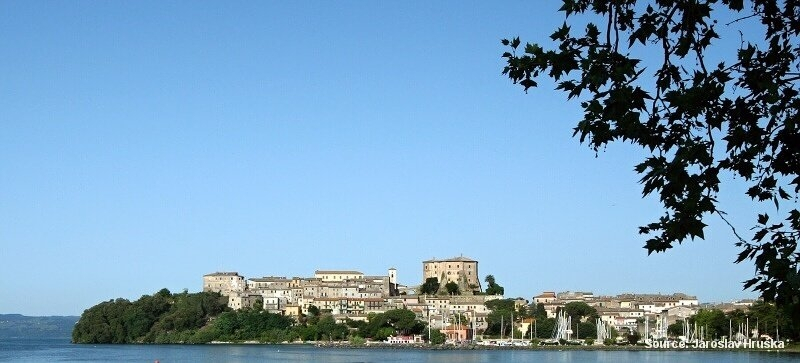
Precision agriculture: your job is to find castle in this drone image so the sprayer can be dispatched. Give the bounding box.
[422,255,481,293]
[202,255,709,338]
[202,255,497,333]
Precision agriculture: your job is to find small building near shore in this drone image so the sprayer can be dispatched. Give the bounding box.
[386,335,424,344]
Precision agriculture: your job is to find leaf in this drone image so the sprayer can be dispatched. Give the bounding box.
[725,0,744,11]
[753,228,768,242]
[762,176,777,189]
[736,247,752,263]
[520,79,537,90]
[747,185,761,199]
[743,277,760,290]
[500,0,800,314]
[550,23,571,41]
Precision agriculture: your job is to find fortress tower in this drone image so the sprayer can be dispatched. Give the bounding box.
[422,255,480,293]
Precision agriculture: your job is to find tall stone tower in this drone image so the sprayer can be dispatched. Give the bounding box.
[422,255,481,293]
[388,267,398,296]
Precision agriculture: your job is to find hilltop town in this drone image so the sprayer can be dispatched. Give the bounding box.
[203,255,756,341]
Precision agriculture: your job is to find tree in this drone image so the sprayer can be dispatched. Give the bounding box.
[450,312,469,328]
[360,312,387,338]
[627,330,641,345]
[484,298,516,336]
[746,300,796,339]
[502,0,800,337]
[72,298,131,343]
[420,277,440,295]
[445,281,460,295]
[517,304,530,319]
[577,321,597,339]
[355,309,424,340]
[427,328,447,344]
[383,309,424,336]
[485,298,516,312]
[534,317,556,339]
[690,309,729,339]
[306,305,321,325]
[252,297,263,311]
[532,303,548,321]
[374,327,396,341]
[73,289,230,344]
[560,302,598,323]
[484,275,505,296]
[668,320,685,338]
[316,314,349,341]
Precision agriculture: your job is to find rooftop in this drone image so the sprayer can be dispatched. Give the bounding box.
[203,272,240,277]
[314,270,364,275]
[422,255,477,263]
[616,293,697,302]
[248,276,290,282]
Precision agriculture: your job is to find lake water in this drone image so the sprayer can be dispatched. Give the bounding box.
[1,338,796,363]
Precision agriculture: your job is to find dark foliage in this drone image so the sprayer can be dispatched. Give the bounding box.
[72,289,228,343]
[502,0,800,338]
[484,275,505,296]
[420,277,440,295]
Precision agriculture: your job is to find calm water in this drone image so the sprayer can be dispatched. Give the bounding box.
[0,338,796,363]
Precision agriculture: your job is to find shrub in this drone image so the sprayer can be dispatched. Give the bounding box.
[350,336,366,346]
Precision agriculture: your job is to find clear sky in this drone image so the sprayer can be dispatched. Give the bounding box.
[1,1,762,316]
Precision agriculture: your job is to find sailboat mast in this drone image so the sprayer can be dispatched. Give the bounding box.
[511,311,514,342]
[501,315,504,340]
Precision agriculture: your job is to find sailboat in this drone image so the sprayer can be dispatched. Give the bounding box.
[541,310,571,345]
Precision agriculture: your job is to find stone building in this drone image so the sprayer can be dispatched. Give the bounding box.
[422,255,481,292]
[202,272,245,294]
[203,268,400,315]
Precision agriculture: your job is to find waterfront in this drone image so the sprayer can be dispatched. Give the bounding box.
[1,338,797,363]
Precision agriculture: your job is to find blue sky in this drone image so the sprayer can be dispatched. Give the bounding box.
[1,1,763,316]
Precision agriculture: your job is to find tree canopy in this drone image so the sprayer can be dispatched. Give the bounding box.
[72,289,227,344]
[420,277,440,295]
[559,301,598,323]
[74,290,432,344]
[445,281,461,295]
[675,303,796,340]
[484,298,517,337]
[350,309,426,341]
[484,275,505,296]
[502,0,800,335]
